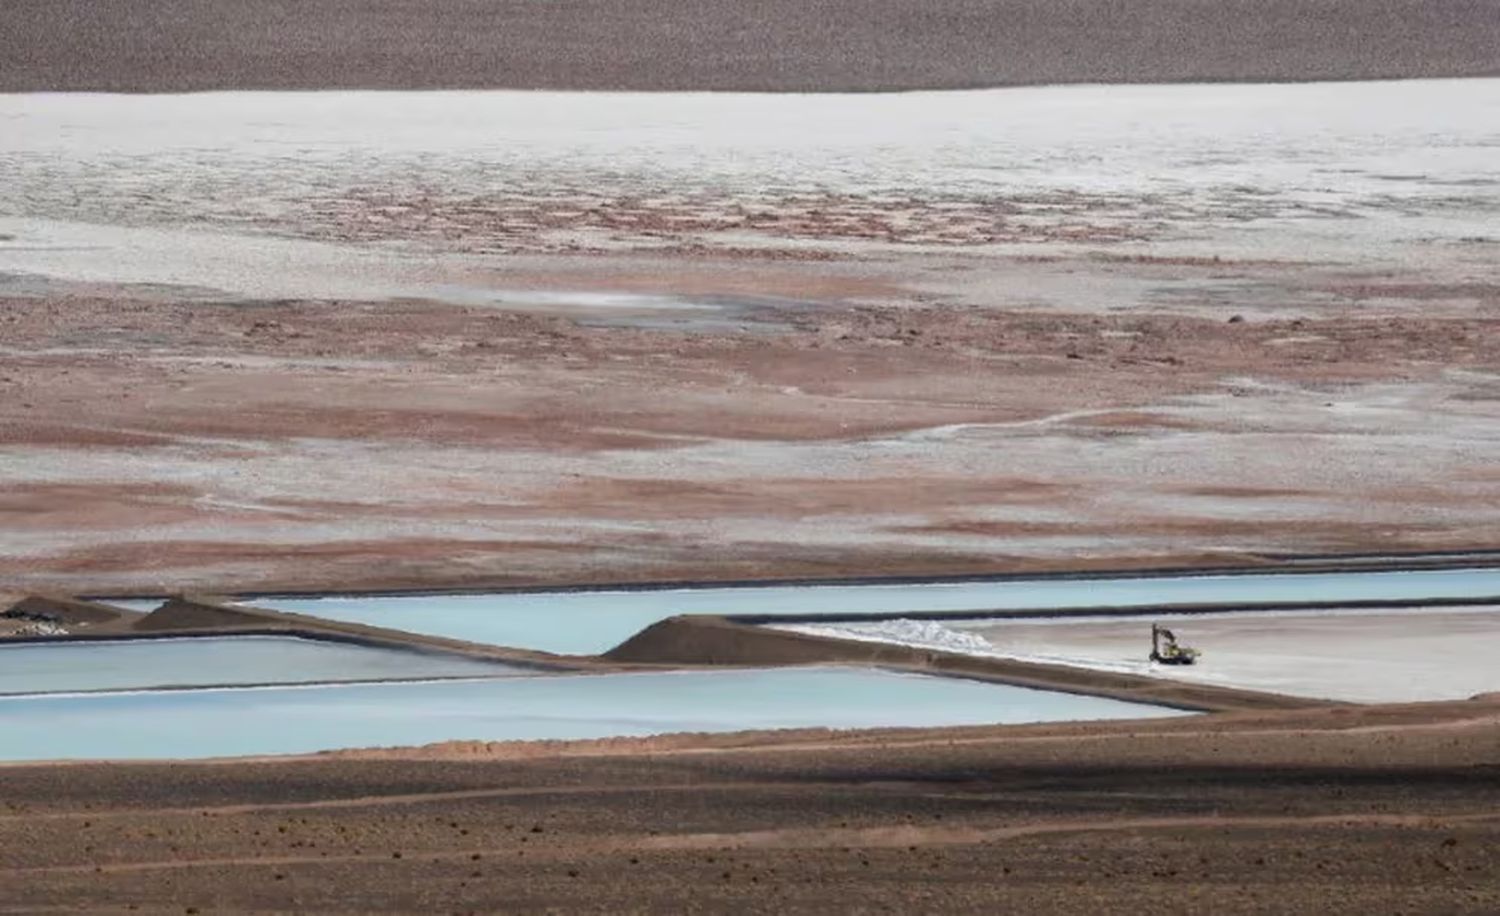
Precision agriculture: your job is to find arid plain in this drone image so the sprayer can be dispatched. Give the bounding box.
[4,83,1500,595]
[3,4,1500,912]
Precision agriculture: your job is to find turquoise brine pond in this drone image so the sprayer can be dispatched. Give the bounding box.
[247,567,1500,654]
[0,667,1190,761]
[0,635,525,695]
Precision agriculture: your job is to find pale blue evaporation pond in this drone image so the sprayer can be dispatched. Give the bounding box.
[250,568,1500,655]
[0,667,1189,761]
[103,599,171,613]
[0,636,524,695]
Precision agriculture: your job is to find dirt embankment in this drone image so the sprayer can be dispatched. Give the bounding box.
[4,0,1498,92]
[0,594,142,637]
[606,615,1323,712]
[120,596,607,670]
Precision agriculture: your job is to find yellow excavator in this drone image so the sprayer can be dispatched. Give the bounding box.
[1150,623,1199,665]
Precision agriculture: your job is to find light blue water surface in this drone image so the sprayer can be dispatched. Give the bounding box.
[0,667,1188,761]
[252,567,1500,655]
[0,636,523,695]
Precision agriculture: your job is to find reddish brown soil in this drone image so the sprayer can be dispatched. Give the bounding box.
[6,283,1500,593]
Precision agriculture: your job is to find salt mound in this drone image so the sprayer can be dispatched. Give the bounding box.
[780,619,996,656]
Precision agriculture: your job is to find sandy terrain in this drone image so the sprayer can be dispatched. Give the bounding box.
[3,0,1498,92]
[2,700,1497,912]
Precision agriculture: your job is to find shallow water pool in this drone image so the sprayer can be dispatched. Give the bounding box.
[250,567,1500,655]
[0,635,526,695]
[0,667,1188,761]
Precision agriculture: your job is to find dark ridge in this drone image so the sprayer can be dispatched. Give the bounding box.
[130,595,593,670]
[3,0,1498,93]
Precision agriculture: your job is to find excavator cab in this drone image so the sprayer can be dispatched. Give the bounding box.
[1150,623,1199,665]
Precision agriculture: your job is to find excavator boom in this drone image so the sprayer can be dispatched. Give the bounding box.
[1150,623,1200,665]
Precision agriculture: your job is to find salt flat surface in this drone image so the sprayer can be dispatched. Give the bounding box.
[6,82,1495,203]
[0,666,1187,761]
[780,606,1500,703]
[251,567,1500,655]
[2,80,1496,298]
[0,635,522,695]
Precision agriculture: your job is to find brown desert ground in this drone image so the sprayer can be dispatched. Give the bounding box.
[3,699,1499,913]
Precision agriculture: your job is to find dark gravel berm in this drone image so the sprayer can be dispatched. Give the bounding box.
[4,0,1499,92]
